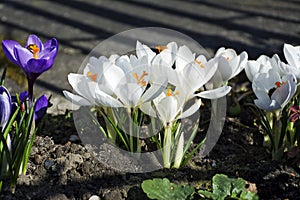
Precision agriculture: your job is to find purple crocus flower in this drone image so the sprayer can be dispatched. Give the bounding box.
[34,94,49,121]
[0,86,12,130]
[11,92,49,121]
[2,35,58,100]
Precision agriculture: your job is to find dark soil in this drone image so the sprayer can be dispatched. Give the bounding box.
[1,79,300,200]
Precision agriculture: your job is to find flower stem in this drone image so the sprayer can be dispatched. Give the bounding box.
[272,110,283,160]
[27,78,34,106]
[163,123,172,168]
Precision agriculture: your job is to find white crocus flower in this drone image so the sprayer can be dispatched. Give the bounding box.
[141,61,231,126]
[64,54,167,108]
[252,71,297,111]
[170,58,231,101]
[63,55,123,107]
[245,55,277,82]
[210,47,248,87]
[136,41,177,67]
[141,86,200,127]
[278,43,300,80]
[284,43,300,69]
[63,73,99,106]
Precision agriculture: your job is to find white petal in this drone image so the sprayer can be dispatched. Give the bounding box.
[136,41,156,64]
[67,73,96,102]
[156,96,178,124]
[254,98,279,111]
[140,101,157,117]
[63,91,93,106]
[179,98,201,119]
[272,74,297,108]
[252,71,281,92]
[141,76,168,103]
[95,90,123,107]
[245,60,261,82]
[195,86,231,99]
[103,64,125,91]
[215,47,226,57]
[183,62,217,92]
[284,43,300,68]
[176,45,195,71]
[115,83,144,107]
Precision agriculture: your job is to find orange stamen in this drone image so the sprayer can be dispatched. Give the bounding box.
[133,71,148,87]
[275,81,286,88]
[87,71,98,82]
[27,44,40,59]
[166,88,180,97]
[195,59,205,68]
[155,45,167,53]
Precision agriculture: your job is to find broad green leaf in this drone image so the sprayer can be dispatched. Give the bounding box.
[142,178,194,200]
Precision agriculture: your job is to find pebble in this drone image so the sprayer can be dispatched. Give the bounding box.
[69,134,80,142]
[89,195,101,200]
[34,154,43,165]
[44,159,55,170]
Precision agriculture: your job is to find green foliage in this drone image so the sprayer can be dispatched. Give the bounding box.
[141,178,195,200]
[141,175,258,200]
[198,174,258,200]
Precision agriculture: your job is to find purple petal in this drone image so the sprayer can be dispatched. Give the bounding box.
[19,91,29,102]
[290,105,300,113]
[0,86,12,128]
[40,47,58,63]
[43,38,58,51]
[14,45,33,72]
[26,35,43,50]
[34,94,48,121]
[290,113,300,122]
[27,58,49,75]
[2,40,21,66]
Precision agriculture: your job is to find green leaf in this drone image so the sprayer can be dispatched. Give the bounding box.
[198,174,259,200]
[198,190,219,200]
[0,68,7,86]
[212,174,231,199]
[141,178,195,200]
[240,191,259,200]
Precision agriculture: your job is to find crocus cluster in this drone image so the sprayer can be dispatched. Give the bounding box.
[245,43,300,159]
[0,35,57,191]
[64,41,249,168]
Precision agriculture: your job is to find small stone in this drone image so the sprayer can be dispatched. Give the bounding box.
[45,193,69,200]
[34,154,42,165]
[44,159,55,170]
[211,160,217,167]
[89,195,101,200]
[84,152,91,159]
[69,134,80,142]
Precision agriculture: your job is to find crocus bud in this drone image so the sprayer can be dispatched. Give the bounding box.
[0,86,12,130]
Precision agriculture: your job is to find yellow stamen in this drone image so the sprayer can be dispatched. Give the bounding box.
[27,44,40,59]
[87,71,98,82]
[155,45,167,53]
[275,81,286,88]
[166,88,180,97]
[195,59,205,68]
[133,71,148,87]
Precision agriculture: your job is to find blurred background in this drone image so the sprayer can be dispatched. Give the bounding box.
[0,0,299,114]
